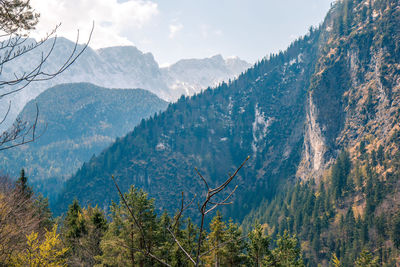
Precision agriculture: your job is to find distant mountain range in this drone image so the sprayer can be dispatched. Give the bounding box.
[0,83,168,201]
[0,40,249,131]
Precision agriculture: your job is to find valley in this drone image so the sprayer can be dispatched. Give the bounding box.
[1,0,399,266]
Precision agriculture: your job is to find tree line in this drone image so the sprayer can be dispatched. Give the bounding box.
[0,167,381,266]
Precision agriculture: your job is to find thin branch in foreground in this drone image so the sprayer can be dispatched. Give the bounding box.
[172,191,196,230]
[194,156,250,266]
[166,227,196,265]
[0,22,94,99]
[0,103,47,151]
[111,175,147,247]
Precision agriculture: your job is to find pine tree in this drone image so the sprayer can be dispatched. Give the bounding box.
[248,224,271,267]
[15,169,32,199]
[34,193,53,230]
[63,199,88,264]
[332,151,351,199]
[81,206,108,266]
[64,199,87,243]
[97,186,160,266]
[270,230,304,267]
[223,219,247,267]
[205,212,227,267]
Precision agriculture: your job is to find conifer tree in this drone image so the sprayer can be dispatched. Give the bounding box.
[15,169,32,199]
[34,193,53,231]
[205,212,227,266]
[223,219,247,267]
[248,224,271,267]
[97,186,160,266]
[63,199,88,264]
[64,199,87,243]
[270,230,304,267]
[77,206,108,266]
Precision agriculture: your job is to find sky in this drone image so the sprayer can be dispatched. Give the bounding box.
[30,0,334,66]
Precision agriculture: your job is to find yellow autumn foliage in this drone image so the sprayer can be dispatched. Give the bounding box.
[12,224,68,267]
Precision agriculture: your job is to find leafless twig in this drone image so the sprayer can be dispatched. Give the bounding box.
[193,155,249,266]
[0,103,47,151]
[0,22,94,151]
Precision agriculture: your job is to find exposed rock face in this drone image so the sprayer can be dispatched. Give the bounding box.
[297,92,328,179]
[297,0,400,180]
[242,2,400,264]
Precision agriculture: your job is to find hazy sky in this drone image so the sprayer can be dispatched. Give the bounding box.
[31,0,334,66]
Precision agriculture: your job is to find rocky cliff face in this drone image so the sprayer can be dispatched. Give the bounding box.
[242,2,400,264]
[298,0,400,180]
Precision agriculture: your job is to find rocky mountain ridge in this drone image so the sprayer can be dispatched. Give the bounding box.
[0,40,249,131]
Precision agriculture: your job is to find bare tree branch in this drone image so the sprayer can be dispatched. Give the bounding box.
[0,175,44,264]
[166,227,196,265]
[0,21,94,151]
[0,22,94,98]
[194,156,249,266]
[0,100,10,124]
[171,191,196,231]
[0,102,47,151]
[111,175,147,247]
[113,239,172,267]
[195,167,209,191]
[205,185,238,215]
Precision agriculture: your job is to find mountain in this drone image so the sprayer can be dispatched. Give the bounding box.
[161,55,250,98]
[242,0,400,265]
[56,0,400,264]
[56,26,319,216]
[0,40,249,131]
[0,83,168,201]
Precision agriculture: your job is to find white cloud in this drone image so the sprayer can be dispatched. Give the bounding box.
[30,0,159,48]
[169,23,183,39]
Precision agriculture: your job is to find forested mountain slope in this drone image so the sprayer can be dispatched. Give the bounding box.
[56,19,322,216]
[57,1,400,265]
[243,0,400,265]
[0,83,168,201]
